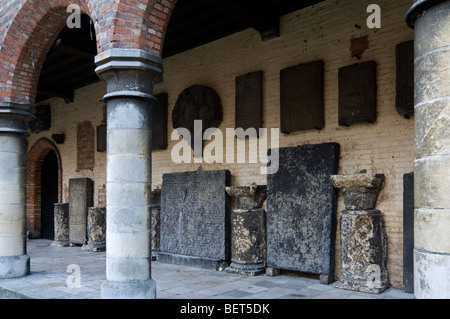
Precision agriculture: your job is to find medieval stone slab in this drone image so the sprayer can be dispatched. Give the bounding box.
[52,203,69,247]
[150,188,161,261]
[235,71,263,138]
[159,170,231,270]
[82,207,106,252]
[338,61,377,126]
[280,60,325,134]
[97,124,106,152]
[396,40,415,119]
[266,143,340,282]
[403,172,414,294]
[28,104,51,133]
[69,178,93,245]
[152,93,168,150]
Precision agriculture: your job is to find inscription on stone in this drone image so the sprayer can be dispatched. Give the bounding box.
[159,170,231,269]
[69,178,93,245]
[338,61,377,126]
[280,60,324,134]
[235,71,263,138]
[266,143,340,281]
[396,41,414,119]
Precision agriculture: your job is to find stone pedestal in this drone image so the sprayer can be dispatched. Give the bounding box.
[225,185,267,276]
[52,203,69,247]
[331,173,388,294]
[150,189,161,261]
[82,207,106,252]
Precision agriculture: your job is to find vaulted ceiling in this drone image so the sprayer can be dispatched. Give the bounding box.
[36,0,325,103]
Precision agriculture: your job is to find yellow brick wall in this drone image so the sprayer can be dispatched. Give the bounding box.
[29,0,414,289]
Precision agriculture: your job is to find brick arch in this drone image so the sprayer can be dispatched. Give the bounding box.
[26,138,63,238]
[0,0,100,105]
[105,0,177,56]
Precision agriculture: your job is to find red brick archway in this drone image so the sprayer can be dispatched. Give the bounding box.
[26,138,63,238]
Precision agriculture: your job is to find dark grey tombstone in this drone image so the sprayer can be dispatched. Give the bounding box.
[68,178,93,245]
[235,71,263,138]
[396,41,415,119]
[266,143,340,283]
[338,61,377,126]
[28,105,51,133]
[152,93,168,150]
[280,60,324,134]
[403,172,414,294]
[159,170,231,270]
[97,124,106,152]
[52,203,69,247]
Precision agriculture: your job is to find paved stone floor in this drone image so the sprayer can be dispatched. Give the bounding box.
[0,239,415,300]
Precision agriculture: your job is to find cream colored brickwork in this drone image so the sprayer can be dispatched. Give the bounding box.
[29,0,414,289]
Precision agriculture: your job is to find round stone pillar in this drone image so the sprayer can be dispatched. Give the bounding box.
[0,102,34,278]
[225,185,267,276]
[406,0,450,299]
[95,49,163,299]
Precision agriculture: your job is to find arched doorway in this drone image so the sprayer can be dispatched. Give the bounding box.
[40,150,59,240]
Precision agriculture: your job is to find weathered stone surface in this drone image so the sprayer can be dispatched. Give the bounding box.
[414,208,450,253]
[414,248,450,299]
[235,71,263,137]
[159,170,231,270]
[331,173,384,210]
[69,178,94,245]
[151,188,161,259]
[52,203,69,247]
[266,143,340,280]
[82,207,106,252]
[28,105,51,133]
[225,184,267,210]
[334,210,388,294]
[403,173,414,294]
[226,209,267,276]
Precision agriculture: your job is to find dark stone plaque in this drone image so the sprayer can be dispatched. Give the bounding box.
[159,170,231,270]
[152,93,168,150]
[172,85,223,154]
[266,143,340,281]
[338,61,377,126]
[97,124,106,152]
[28,104,51,133]
[403,172,414,294]
[396,41,415,119]
[235,71,263,138]
[68,178,93,245]
[280,60,324,134]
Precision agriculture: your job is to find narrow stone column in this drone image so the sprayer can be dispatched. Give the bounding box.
[406,0,450,299]
[150,188,161,261]
[95,49,162,299]
[82,207,106,252]
[52,203,70,247]
[225,184,267,276]
[0,102,34,278]
[331,173,388,294]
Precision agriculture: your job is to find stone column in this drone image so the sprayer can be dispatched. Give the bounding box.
[52,203,70,247]
[0,102,34,278]
[150,188,161,261]
[225,184,267,276]
[406,0,450,299]
[82,207,106,252]
[331,173,388,294]
[95,49,162,299]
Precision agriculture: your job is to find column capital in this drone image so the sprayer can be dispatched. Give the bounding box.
[95,49,163,102]
[0,102,36,136]
[406,0,449,28]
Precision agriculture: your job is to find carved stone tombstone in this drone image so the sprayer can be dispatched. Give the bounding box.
[28,105,51,133]
[266,143,340,284]
[82,207,106,252]
[235,71,263,137]
[280,60,324,134]
[150,188,161,260]
[68,178,93,245]
[52,203,69,247]
[159,169,231,270]
[338,61,377,126]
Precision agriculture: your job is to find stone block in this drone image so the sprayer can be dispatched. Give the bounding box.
[69,178,93,245]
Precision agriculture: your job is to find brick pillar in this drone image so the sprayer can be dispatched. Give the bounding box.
[406,0,450,299]
[0,102,34,278]
[95,49,162,299]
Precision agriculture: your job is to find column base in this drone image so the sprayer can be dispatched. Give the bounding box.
[334,275,388,294]
[0,255,30,279]
[225,263,266,276]
[101,279,156,299]
[82,243,106,252]
[51,241,70,247]
[414,249,450,299]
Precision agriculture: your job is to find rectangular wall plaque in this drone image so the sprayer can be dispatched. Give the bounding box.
[69,178,93,245]
[152,93,168,150]
[280,60,324,134]
[338,61,377,126]
[235,71,263,138]
[396,40,414,119]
